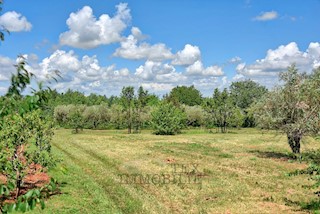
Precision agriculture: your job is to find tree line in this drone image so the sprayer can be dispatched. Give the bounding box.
[46,80,268,134]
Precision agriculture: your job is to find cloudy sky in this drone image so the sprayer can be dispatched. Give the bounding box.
[0,0,319,96]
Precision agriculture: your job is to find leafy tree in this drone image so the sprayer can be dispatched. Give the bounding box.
[120,87,135,134]
[229,80,267,127]
[167,85,202,106]
[110,104,126,129]
[83,105,111,129]
[132,86,148,133]
[183,105,207,127]
[151,102,186,135]
[68,105,85,134]
[230,80,268,109]
[252,65,320,154]
[203,88,244,133]
[0,57,59,212]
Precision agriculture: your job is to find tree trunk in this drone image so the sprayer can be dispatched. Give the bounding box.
[287,131,302,154]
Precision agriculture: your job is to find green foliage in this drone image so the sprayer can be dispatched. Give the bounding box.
[0,178,62,213]
[183,105,207,127]
[252,65,320,153]
[230,80,267,127]
[83,105,111,129]
[230,80,267,110]
[110,104,126,129]
[120,86,135,133]
[0,57,58,212]
[151,102,187,135]
[167,85,202,106]
[203,88,244,133]
[68,105,85,134]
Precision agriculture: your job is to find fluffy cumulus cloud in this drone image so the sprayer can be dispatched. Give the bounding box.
[172,44,201,66]
[135,60,185,82]
[186,60,224,76]
[113,27,173,61]
[59,3,131,49]
[253,11,278,21]
[237,42,320,76]
[0,11,32,32]
[141,83,174,92]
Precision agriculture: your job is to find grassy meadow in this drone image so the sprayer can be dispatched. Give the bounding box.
[33,128,320,214]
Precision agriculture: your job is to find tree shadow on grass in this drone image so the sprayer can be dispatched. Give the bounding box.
[249,150,297,161]
[284,198,320,213]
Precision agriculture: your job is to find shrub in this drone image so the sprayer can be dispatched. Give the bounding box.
[151,102,186,135]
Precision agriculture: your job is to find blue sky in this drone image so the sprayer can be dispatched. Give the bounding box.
[0,0,319,96]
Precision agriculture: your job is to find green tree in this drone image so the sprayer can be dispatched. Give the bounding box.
[120,87,135,134]
[167,85,202,106]
[132,86,148,133]
[0,57,59,213]
[68,105,85,134]
[252,65,320,154]
[183,105,207,127]
[151,102,186,135]
[204,88,244,133]
[110,104,125,129]
[229,80,267,127]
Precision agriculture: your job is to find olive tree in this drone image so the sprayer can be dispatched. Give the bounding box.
[252,65,320,154]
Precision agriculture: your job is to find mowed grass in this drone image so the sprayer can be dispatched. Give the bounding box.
[33,128,320,214]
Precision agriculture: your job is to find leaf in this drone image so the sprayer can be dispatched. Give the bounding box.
[19,202,27,212]
[7,182,15,190]
[24,189,34,199]
[8,203,17,212]
[30,198,36,210]
[40,199,45,210]
[34,189,41,197]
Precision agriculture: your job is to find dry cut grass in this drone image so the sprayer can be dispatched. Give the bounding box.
[33,128,320,214]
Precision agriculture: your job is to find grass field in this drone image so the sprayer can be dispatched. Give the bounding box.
[32,128,320,214]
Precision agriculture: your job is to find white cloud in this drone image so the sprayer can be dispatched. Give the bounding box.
[59,3,131,49]
[172,44,201,66]
[113,27,173,61]
[186,60,224,76]
[237,42,320,77]
[134,60,184,82]
[0,11,32,32]
[141,83,174,92]
[0,56,15,81]
[232,74,245,81]
[229,56,242,63]
[253,11,278,21]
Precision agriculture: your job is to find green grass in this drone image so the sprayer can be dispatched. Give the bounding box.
[32,128,320,214]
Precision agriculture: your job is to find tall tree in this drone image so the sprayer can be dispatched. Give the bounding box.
[120,86,135,134]
[132,86,148,133]
[229,80,267,127]
[204,88,244,133]
[252,65,320,154]
[167,85,202,106]
[230,80,267,109]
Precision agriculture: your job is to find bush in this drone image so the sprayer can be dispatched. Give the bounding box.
[151,102,186,135]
